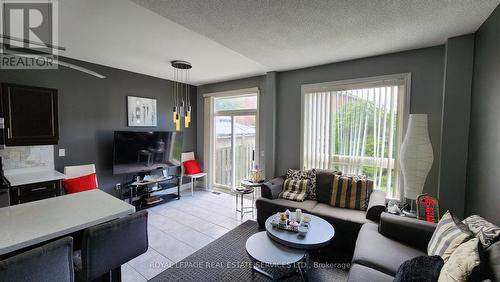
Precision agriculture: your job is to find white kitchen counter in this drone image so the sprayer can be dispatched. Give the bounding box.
[0,189,135,255]
[5,170,66,186]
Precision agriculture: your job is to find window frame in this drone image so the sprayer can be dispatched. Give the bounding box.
[300,73,411,200]
[203,87,260,190]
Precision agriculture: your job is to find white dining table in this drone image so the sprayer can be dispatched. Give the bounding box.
[0,189,136,256]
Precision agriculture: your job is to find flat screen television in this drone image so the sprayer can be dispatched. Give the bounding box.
[113,131,183,175]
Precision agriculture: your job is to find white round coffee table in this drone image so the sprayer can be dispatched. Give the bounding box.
[246,231,305,280]
[265,213,334,281]
[265,213,335,249]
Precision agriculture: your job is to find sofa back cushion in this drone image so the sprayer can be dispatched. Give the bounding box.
[279,178,309,202]
[487,240,500,281]
[315,169,342,204]
[329,175,372,211]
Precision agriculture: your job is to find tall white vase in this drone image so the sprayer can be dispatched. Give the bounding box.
[400,114,434,200]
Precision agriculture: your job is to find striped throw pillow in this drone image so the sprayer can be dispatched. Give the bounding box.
[463,215,500,248]
[428,211,473,262]
[280,179,309,202]
[329,175,372,211]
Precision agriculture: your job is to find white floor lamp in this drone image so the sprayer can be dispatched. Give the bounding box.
[400,114,434,216]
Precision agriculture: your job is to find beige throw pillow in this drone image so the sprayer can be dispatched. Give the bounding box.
[438,238,480,282]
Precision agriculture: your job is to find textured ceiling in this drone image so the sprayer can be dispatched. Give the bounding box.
[59,0,499,85]
[59,0,267,85]
[133,0,499,73]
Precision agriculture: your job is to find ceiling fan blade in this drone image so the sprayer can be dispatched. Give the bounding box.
[55,59,106,79]
[0,34,66,51]
[1,52,106,79]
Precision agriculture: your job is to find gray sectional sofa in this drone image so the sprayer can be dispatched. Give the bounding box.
[255,170,387,251]
[255,171,500,281]
[349,213,500,281]
[348,213,436,281]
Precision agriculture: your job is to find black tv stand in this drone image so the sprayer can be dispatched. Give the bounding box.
[121,167,181,210]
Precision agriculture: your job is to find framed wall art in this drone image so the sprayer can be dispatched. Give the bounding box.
[127,96,157,127]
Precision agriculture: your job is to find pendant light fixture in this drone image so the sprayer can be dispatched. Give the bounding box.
[171,60,192,131]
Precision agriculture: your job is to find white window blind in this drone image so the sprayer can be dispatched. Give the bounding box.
[301,75,409,198]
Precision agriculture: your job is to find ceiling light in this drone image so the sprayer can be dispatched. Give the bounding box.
[171,60,192,131]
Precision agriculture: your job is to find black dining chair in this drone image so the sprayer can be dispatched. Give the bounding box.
[74,210,148,282]
[0,237,74,282]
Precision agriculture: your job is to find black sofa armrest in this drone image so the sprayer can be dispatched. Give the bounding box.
[260,177,284,199]
[379,212,437,251]
[365,189,386,221]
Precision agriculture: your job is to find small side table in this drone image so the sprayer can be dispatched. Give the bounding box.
[232,187,255,220]
[246,231,305,281]
[240,179,265,199]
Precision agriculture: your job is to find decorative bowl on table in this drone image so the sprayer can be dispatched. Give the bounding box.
[302,216,311,227]
[298,226,308,236]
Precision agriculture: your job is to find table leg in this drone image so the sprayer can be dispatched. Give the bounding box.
[303,251,310,282]
[252,264,275,281]
[235,193,238,211]
[252,191,255,218]
[240,193,244,220]
[111,266,121,282]
[95,266,121,282]
[177,176,181,200]
[298,264,306,282]
[129,187,132,204]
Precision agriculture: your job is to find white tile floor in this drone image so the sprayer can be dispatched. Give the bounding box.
[122,189,256,282]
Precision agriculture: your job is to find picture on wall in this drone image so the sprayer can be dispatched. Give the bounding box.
[127,96,157,127]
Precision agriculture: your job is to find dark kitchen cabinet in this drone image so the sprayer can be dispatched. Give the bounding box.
[10,180,62,205]
[1,83,59,145]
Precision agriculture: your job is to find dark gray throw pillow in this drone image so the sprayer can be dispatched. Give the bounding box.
[393,255,444,282]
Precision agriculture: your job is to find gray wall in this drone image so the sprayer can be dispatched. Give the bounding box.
[466,4,500,225]
[276,46,445,198]
[438,34,475,218]
[0,57,197,196]
[197,46,445,198]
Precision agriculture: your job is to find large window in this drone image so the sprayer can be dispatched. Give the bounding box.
[301,74,410,198]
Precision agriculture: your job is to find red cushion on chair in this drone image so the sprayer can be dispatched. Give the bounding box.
[63,173,98,194]
[183,160,202,175]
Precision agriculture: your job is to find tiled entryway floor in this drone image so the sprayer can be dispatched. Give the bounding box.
[122,189,255,281]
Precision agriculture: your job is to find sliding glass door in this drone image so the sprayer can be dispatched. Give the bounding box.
[214,115,233,187]
[212,94,258,189]
[234,115,257,186]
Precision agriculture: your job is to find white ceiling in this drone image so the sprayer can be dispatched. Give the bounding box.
[60,0,499,85]
[59,0,267,85]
